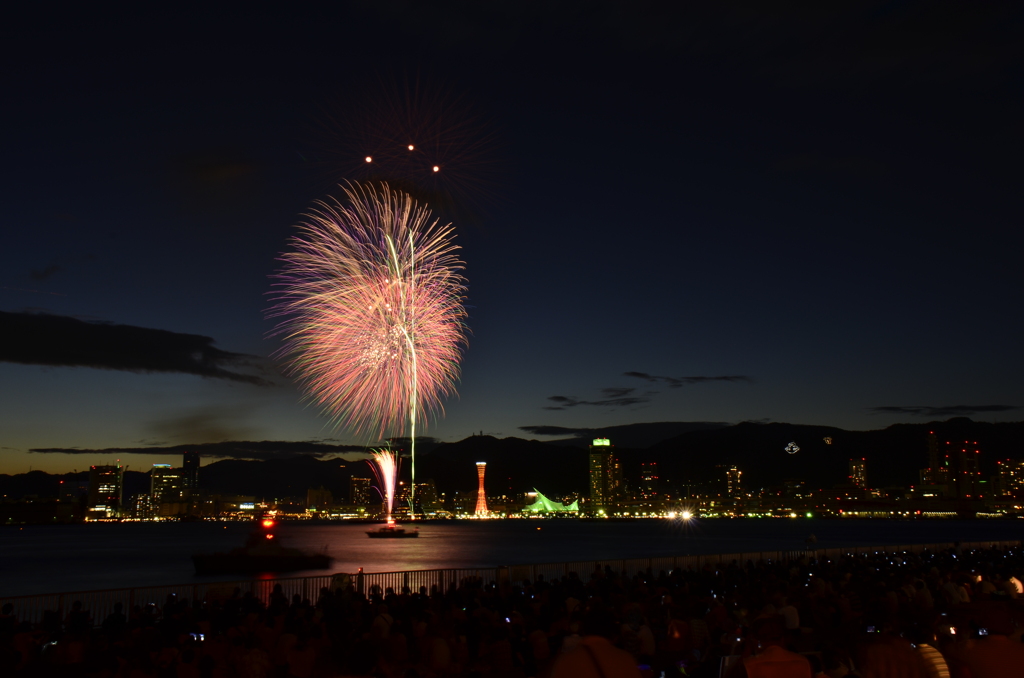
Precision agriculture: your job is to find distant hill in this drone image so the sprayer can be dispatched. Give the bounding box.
[643,418,1024,492]
[535,421,730,449]
[198,456,359,500]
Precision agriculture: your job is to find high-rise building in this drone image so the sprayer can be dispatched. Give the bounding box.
[946,440,982,499]
[639,462,659,499]
[412,480,440,512]
[475,462,488,515]
[130,493,155,520]
[589,438,617,512]
[849,459,867,488]
[725,466,742,498]
[151,464,187,504]
[87,464,124,519]
[921,431,950,489]
[349,477,372,506]
[996,459,1024,496]
[182,451,200,492]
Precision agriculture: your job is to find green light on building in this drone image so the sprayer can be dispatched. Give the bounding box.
[592,438,610,446]
[525,489,579,513]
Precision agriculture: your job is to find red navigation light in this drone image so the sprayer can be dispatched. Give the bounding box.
[261,519,275,529]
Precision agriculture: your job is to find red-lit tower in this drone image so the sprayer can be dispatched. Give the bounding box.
[475,462,488,516]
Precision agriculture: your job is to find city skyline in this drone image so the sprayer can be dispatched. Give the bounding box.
[3,4,1022,475]
[7,424,1022,526]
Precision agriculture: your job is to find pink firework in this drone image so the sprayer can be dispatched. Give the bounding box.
[368,449,400,522]
[269,183,466,501]
[270,182,467,438]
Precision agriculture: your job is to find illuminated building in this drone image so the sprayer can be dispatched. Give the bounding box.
[349,477,372,506]
[946,440,982,499]
[639,462,659,499]
[849,459,867,488]
[306,486,333,512]
[920,431,950,490]
[151,464,190,517]
[525,489,579,513]
[87,464,124,519]
[414,480,440,512]
[396,480,441,514]
[589,438,624,513]
[130,493,155,520]
[996,459,1024,496]
[721,465,741,498]
[475,462,488,515]
[151,465,186,504]
[182,450,200,492]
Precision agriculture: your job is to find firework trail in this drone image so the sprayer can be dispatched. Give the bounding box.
[269,182,467,507]
[369,449,400,522]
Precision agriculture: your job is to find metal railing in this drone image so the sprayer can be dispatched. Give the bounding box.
[3,540,1019,626]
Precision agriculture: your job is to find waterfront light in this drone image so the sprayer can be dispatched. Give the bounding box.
[681,510,693,521]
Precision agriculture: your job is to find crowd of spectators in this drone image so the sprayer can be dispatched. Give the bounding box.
[3,542,1024,677]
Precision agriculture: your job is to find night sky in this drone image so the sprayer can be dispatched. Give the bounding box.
[3,3,1022,474]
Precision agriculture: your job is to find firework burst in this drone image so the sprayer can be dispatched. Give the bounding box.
[269,182,468,502]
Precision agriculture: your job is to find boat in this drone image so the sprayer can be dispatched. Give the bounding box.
[366,520,420,538]
[192,518,333,574]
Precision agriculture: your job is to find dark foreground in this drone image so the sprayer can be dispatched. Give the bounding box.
[3,543,1024,677]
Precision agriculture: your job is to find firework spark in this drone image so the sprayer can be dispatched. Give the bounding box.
[369,449,400,522]
[269,182,467,503]
[317,74,503,225]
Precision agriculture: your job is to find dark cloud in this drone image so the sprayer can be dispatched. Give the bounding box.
[30,264,62,281]
[0,311,269,385]
[147,406,262,444]
[519,425,586,437]
[868,405,1020,417]
[624,372,752,387]
[28,253,96,282]
[29,440,368,462]
[517,421,732,448]
[600,387,635,398]
[2,287,66,297]
[542,394,649,410]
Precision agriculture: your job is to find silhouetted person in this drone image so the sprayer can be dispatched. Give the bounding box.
[101,602,126,636]
[726,618,812,678]
[551,606,641,678]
